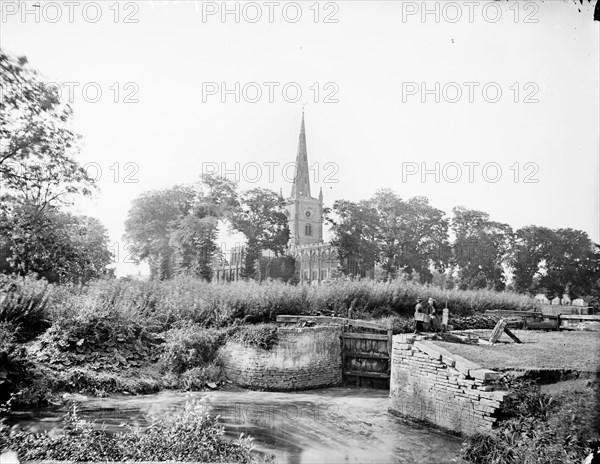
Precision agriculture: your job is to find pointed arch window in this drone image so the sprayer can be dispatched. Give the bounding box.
[305,224,312,236]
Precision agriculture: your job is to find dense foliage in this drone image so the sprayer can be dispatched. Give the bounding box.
[462,379,600,464]
[0,274,539,404]
[231,323,279,350]
[327,190,599,299]
[1,402,260,463]
[124,177,289,281]
[0,275,51,341]
[0,50,110,284]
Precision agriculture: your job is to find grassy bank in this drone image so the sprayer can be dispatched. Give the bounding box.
[1,400,264,463]
[0,274,538,407]
[433,331,600,372]
[462,377,600,464]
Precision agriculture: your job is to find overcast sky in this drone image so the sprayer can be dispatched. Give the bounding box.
[2,0,598,276]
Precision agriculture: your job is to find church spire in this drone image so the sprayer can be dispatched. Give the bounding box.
[290,111,311,198]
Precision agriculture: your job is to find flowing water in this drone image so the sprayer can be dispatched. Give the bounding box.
[7,388,464,463]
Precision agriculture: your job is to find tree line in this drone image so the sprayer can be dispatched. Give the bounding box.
[0,50,111,283]
[123,178,289,280]
[327,190,600,299]
[1,49,598,301]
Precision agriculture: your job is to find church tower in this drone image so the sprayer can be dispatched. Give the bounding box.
[285,113,324,247]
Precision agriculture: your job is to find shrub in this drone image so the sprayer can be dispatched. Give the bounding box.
[230,323,279,350]
[0,274,52,341]
[0,322,35,404]
[179,362,223,390]
[1,402,260,463]
[158,322,229,375]
[462,378,600,464]
[35,276,538,333]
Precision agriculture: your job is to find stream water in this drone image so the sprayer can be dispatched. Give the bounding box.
[7,388,464,463]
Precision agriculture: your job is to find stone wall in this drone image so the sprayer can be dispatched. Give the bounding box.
[219,325,342,390]
[389,334,508,436]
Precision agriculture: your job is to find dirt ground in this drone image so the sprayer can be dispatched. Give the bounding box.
[432,330,600,372]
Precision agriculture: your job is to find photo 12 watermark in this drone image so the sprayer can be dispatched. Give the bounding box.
[1,1,140,24]
[201,82,340,104]
[201,161,339,185]
[401,82,539,104]
[195,1,339,24]
[401,162,540,184]
[83,162,140,184]
[400,1,539,24]
[0,81,141,105]
[197,401,340,424]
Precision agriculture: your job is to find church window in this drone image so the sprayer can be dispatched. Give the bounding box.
[305,224,312,236]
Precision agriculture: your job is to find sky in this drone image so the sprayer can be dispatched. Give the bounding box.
[1,0,599,276]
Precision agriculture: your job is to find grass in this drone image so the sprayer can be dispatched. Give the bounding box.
[1,401,263,463]
[462,378,600,463]
[432,331,600,372]
[0,273,541,407]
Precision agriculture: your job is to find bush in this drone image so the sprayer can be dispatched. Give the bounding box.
[230,323,279,349]
[0,322,35,404]
[158,322,229,375]
[462,378,600,464]
[1,402,260,463]
[179,363,223,390]
[0,274,52,341]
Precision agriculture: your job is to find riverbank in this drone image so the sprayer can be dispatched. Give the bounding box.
[426,331,600,463]
[3,388,465,464]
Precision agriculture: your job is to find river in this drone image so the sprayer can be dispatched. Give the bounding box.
[6,388,464,464]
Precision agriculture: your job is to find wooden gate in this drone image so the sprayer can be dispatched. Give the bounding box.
[275,315,393,389]
[341,319,392,389]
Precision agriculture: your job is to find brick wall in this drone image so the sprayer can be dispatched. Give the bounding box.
[389,334,508,436]
[219,325,342,390]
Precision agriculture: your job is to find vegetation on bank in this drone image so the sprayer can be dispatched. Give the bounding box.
[462,378,600,464]
[0,401,263,463]
[0,273,539,406]
[1,272,598,464]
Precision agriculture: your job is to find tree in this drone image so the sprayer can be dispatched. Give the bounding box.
[124,185,197,280]
[0,50,93,208]
[124,176,240,280]
[0,50,105,284]
[509,226,599,299]
[509,225,555,294]
[229,188,289,279]
[451,207,513,291]
[328,190,449,282]
[0,202,112,283]
[327,199,379,277]
[539,229,600,299]
[370,191,450,282]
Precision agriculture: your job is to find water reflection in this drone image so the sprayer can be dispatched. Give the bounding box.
[7,388,464,463]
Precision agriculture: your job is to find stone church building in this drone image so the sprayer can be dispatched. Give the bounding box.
[213,113,370,283]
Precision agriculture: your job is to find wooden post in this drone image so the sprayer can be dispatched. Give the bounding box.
[386,319,393,374]
[488,319,507,344]
[503,327,521,343]
[340,328,346,385]
[442,308,449,331]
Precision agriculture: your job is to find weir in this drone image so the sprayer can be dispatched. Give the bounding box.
[220,316,510,435]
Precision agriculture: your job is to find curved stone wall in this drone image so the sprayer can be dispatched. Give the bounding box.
[219,325,342,390]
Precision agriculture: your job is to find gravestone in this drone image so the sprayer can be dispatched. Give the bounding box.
[442,308,449,331]
[572,298,585,307]
[551,297,561,305]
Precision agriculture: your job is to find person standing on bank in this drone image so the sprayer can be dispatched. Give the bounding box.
[428,298,442,333]
[414,297,427,333]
